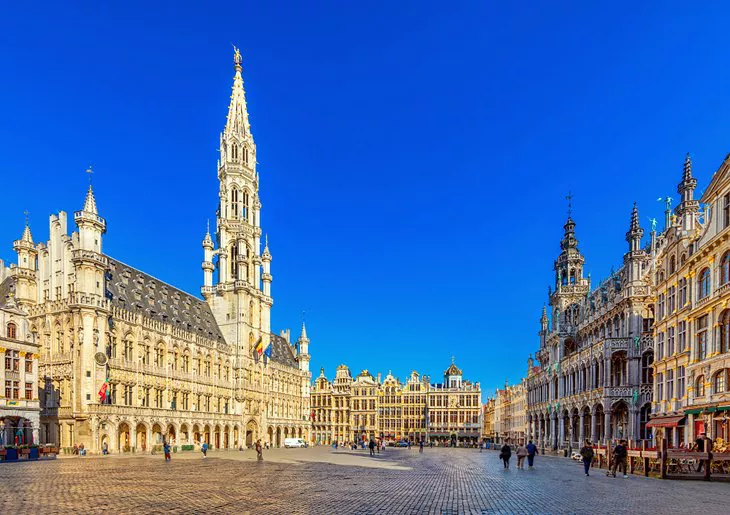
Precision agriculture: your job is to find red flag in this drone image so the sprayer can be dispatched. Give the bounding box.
[98,380,108,402]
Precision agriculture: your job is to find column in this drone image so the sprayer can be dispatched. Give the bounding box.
[559,415,565,448]
[579,411,585,445]
[590,409,597,443]
[604,409,612,441]
[550,413,557,449]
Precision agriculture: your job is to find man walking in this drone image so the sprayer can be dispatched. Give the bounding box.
[695,432,713,472]
[201,441,208,458]
[163,439,171,463]
[580,440,594,476]
[608,439,628,478]
[419,439,424,453]
[526,440,537,469]
[256,439,263,461]
[369,438,376,457]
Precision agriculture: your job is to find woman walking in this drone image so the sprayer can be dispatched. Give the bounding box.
[516,443,528,469]
[580,440,594,476]
[499,442,512,469]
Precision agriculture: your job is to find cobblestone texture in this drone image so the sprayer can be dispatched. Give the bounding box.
[0,447,727,514]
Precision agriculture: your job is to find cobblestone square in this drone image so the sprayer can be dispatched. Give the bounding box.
[1,447,727,514]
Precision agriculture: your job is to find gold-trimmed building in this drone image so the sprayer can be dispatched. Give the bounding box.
[6,51,312,453]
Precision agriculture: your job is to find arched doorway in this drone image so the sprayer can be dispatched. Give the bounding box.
[612,401,629,440]
[561,410,570,447]
[167,424,176,445]
[594,405,605,441]
[268,426,274,446]
[581,407,591,443]
[275,426,281,447]
[180,424,189,444]
[233,425,240,448]
[152,423,163,445]
[203,425,211,445]
[570,408,579,447]
[135,423,148,451]
[223,425,230,448]
[214,425,221,449]
[245,420,257,447]
[193,424,201,444]
[118,423,131,451]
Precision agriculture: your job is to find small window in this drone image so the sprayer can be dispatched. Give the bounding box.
[6,322,17,339]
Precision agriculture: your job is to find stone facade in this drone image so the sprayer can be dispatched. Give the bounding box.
[482,397,495,442]
[526,205,653,450]
[6,50,311,453]
[0,265,40,446]
[311,362,481,445]
[649,154,730,445]
[493,380,527,444]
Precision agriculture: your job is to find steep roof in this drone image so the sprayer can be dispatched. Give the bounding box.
[105,257,225,343]
[268,333,298,368]
[0,276,15,309]
[445,363,463,376]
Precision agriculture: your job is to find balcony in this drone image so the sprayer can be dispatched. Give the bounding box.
[71,249,109,267]
[68,291,109,310]
[603,337,631,353]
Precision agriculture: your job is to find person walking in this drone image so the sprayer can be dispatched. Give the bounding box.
[499,442,512,469]
[163,439,171,462]
[608,439,628,478]
[516,443,528,469]
[102,441,108,456]
[695,433,713,472]
[256,439,263,461]
[369,438,376,457]
[580,440,594,476]
[526,440,537,469]
[201,441,208,458]
[419,439,424,453]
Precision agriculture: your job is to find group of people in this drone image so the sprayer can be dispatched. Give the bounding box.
[498,440,538,469]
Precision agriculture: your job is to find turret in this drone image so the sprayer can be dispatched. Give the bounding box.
[74,184,106,253]
[262,235,272,297]
[297,322,310,373]
[12,220,38,306]
[676,153,699,232]
[626,203,643,253]
[72,183,108,298]
[201,222,215,298]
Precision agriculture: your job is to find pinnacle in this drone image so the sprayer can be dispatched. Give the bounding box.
[630,202,640,231]
[300,321,308,340]
[83,184,98,214]
[683,152,693,181]
[21,223,33,244]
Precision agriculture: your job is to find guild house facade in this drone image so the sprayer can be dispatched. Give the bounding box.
[5,50,311,453]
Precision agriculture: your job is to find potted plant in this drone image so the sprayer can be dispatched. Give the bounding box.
[29,444,40,460]
[19,445,30,457]
[4,445,19,461]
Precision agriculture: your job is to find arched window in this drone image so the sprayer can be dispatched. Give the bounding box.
[569,269,576,284]
[721,252,730,285]
[244,146,249,164]
[231,189,239,219]
[680,253,687,265]
[698,268,711,299]
[713,370,727,394]
[230,243,238,279]
[242,191,249,221]
[641,351,654,384]
[669,255,676,275]
[721,310,730,354]
[696,375,705,397]
[6,322,17,339]
[231,143,238,161]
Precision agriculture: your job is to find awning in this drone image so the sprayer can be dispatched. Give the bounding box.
[717,406,730,412]
[646,416,685,428]
[685,409,703,415]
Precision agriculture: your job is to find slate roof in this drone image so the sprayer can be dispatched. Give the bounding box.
[0,276,15,309]
[105,257,225,344]
[268,333,299,368]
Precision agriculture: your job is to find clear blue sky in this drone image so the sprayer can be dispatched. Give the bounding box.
[2,2,730,397]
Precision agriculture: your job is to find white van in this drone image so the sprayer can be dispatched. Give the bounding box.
[284,438,307,448]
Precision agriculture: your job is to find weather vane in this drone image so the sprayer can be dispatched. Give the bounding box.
[565,191,573,218]
[85,165,94,185]
[23,209,29,226]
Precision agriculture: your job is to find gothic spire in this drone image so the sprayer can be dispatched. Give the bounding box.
[626,202,644,252]
[83,184,98,214]
[300,321,308,341]
[21,223,33,244]
[224,47,252,139]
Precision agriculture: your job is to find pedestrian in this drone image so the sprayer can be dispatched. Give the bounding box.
[407,440,411,450]
[102,441,108,456]
[499,442,512,469]
[419,439,424,453]
[516,443,528,469]
[201,441,208,458]
[580,440,594,476]
[526,439,537,468]
[256,439,263,461]
[608,439,628,478]
[163,439,171,462]
[695,433,713,472]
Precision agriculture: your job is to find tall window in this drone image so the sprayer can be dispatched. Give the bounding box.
[658,294,665,320]
[678,321,687,351]
[679,278,688,307]
[657,373,664,401]
[243,191,249,221]
[668,286,676,314]
[6,322,17,339]
[721,311,730,354]
[669,255,676,274]
[697,315,708,360]
[155,346,164,367]
[641,352,654,383]
[678,366,685,398]
[25,355,33,373]
[696,375,706,397]
[25,382,33,400]
[667,369,674,400]
[5,380,19,399]
[657,332,664,360]
[667,326,675,357]
[230,243,238,279]
[698,268,711,299]
[714,370,727,394]
[123,385,133,406]
[124,338,134,361]
[721,252,730,285]
[724,193,730,229]
[5,350,19,372]
[231,188,239,219]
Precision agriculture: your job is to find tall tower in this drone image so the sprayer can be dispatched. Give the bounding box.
[205,48,272,361]
[297,322,310,373]
[13,221,38,306]
[624,203,645,283]
[676,153,699,232]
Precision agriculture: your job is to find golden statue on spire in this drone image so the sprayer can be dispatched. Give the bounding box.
[233,45,242,66]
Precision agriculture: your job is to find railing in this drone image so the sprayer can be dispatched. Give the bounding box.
[40,352,73,365]
[604,337,631,352]
[89,403,239,421]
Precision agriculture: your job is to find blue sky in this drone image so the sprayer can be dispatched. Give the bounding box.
[2,2,730,397]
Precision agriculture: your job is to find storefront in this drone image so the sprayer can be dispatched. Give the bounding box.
[645,415,685,447]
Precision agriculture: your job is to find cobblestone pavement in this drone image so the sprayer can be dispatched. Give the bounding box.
[0,447,727,514]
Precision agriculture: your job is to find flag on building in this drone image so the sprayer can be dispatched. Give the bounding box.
[264,342,272,358]
[255,337,264,356]
[98,378,109,403]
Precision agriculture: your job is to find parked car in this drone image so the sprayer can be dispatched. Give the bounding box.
[284,438,308,448]
[395,441,409,447]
